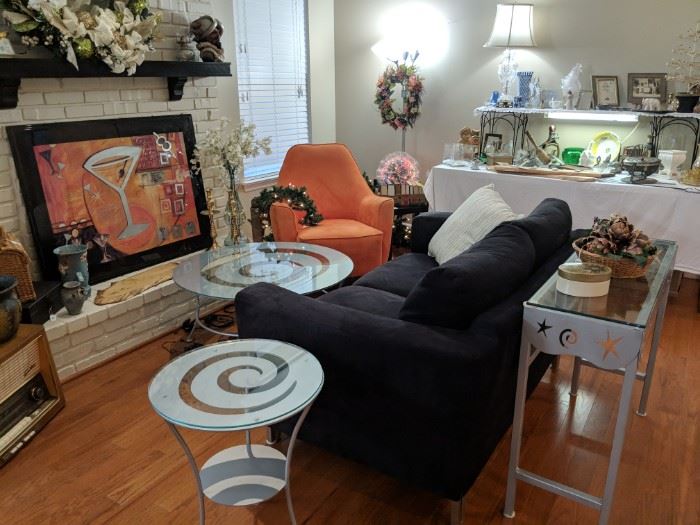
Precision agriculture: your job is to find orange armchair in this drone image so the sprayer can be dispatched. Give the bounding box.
[270,144,394,277]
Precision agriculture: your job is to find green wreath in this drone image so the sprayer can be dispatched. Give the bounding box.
[375,58,424,130]
[252,185,323,240]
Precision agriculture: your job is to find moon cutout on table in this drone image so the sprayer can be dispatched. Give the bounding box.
[559,329,578,348]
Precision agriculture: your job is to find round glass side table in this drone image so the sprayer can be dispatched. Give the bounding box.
[172,242,353,338]
[148,339,324,524]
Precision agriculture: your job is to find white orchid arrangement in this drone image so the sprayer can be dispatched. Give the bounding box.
[1,0,159,74]
[192,118,272,190]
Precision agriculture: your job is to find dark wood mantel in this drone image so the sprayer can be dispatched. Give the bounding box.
[0,58,232,109]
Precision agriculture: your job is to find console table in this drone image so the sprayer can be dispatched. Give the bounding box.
[504,240,677,525]
[425,165,699,275]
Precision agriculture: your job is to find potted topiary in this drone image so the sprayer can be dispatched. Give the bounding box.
[573,214,658,278]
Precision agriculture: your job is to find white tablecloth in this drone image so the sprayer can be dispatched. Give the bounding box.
[425,165,700,274]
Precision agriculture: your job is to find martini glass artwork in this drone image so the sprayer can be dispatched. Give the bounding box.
[83,146,149,240]
[93,233,112,263]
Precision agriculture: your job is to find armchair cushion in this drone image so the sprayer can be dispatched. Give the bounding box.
[297,219,383,277]
[355,253,437,297]
[399,222,536,329]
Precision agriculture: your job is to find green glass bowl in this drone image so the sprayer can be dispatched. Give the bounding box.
[562,147,584,165]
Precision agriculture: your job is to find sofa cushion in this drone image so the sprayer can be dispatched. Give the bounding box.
[319,286,404,319]
[354,253,438,296]
[399,222,536,329]
[428,184,518,265]
[506,198,572,267]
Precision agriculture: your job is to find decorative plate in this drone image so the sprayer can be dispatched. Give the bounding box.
[589,131,622,161]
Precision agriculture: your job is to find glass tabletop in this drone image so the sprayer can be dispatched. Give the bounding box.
[527,240,677,328]
[172,242,354,300]
[148,339,324,431]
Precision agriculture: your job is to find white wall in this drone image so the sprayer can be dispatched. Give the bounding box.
[334,0,699,178]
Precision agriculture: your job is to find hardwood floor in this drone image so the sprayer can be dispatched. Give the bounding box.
[1,280,698,524]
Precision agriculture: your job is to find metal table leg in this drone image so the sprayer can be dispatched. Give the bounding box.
[599,359,638,525]
[285,404,313,525]
[570,356,582,396]
[167,422,205,525]
[503,336,532,518]
[636,274,671,416]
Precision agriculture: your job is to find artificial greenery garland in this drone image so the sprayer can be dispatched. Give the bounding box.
[374,53,424,130]
[253,184,324,229]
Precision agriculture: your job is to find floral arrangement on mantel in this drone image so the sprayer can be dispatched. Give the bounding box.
[0,0,159,74]
[375,52,424,130]
[574,214,657,278]
[192,118,271,245]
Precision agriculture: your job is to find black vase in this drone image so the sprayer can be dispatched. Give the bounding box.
[675,93,700,113]
[0,276,21,343]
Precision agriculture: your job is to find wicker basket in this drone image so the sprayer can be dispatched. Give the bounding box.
[572,237,654,279]
[0,227,35,302]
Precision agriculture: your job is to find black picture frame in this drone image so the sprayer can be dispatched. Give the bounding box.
[7,114,211,285]
[627,73,667,105]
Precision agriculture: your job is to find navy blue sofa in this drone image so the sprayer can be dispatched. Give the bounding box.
[234,198,576,515]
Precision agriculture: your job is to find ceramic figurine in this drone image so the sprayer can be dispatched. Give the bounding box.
[564,90,574,110]
[60,281,89,315]
[642,98,662,111]
[189,16,225,62]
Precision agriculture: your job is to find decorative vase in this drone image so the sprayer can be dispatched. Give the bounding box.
[53,244,91,296]
[60,281,88,315]
[223,167,248,246]
[0,275,21,343]
[517,71,533,99]
[675,93,700,113]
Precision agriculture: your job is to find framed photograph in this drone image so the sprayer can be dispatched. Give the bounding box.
[483,133,503,152]
[6,115,211,284]
[627,73,667,105]
[592,76,619,107]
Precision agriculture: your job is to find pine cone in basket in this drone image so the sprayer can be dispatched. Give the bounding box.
[583,214,657,266]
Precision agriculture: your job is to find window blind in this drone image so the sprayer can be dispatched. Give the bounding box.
[234,0,310,182]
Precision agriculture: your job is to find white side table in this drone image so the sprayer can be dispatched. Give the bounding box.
[504,240,677,525]
[148,339,324,524]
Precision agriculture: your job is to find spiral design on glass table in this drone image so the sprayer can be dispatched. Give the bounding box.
[178,351,297,415]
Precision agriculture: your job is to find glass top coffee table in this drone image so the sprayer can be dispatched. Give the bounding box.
[148,338,324,525]
[173,242,354,338]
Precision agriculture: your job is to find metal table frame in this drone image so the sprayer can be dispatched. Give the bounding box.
[504,248,675,525]
[165,403,315,525]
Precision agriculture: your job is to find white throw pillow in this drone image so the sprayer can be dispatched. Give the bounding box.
[428,184,518,265]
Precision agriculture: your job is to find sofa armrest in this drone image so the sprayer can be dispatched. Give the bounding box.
[358,194,394,262]
[235,282,497,415]
[411,212,451,253]
[270,202,303,241]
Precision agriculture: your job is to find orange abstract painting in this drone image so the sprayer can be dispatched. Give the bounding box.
[33,132,200,258]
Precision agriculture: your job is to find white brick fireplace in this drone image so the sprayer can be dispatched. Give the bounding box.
[0,0,230,380]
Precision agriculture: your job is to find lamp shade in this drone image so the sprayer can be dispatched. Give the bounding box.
[484,4,536,47]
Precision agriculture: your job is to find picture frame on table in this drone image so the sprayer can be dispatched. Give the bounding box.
[627,73,667,105]
[592,76,619,107]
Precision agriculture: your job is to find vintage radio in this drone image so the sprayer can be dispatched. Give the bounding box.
[0,325,64,467]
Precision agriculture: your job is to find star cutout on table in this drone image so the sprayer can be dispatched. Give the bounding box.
[537,319,552,337]
[597,331,623,360]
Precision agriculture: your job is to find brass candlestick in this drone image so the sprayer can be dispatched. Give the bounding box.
[202,188,220,249]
